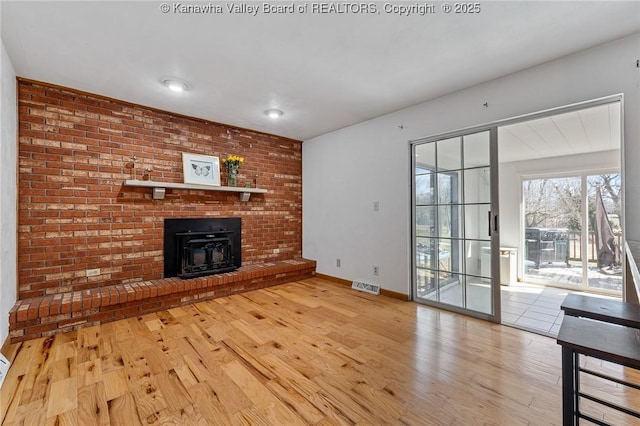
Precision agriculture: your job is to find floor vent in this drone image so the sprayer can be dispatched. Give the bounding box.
[352,281,381,295]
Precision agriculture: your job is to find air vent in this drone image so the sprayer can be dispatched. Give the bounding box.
[351,281,381,295]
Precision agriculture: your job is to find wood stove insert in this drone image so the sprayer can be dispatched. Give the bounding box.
[164,218,241,279]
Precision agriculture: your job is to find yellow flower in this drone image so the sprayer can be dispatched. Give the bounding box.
[223,155,244,166]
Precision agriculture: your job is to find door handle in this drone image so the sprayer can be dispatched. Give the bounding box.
[488,212,498,236]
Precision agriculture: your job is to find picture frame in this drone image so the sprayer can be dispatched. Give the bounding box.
[182,153,220,186]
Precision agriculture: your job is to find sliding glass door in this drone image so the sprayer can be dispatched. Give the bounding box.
[522,172,622,294]
[412,129,500,321]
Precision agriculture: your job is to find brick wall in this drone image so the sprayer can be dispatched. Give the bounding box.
[17,80,302,300]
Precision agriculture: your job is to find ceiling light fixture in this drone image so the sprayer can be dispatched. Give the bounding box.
[265,108,284,119]
[162,78,189,92]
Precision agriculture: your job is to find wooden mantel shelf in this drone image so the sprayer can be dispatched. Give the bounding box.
[123,179,267,201]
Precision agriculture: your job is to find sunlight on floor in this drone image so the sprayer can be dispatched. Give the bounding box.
[501,284,569,337]
[418,279,621,339]
[502,286,545,295]
[500,283,619,337]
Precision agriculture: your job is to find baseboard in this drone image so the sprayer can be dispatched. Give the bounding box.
[380,288,410,301]
[314,273,351,286]
[314,273,409,301]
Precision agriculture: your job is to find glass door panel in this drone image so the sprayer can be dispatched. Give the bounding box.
[466,275,492,313]
[464,240,489,279]
[438,238,457,272]
[521,174,622,295]
[439,272,464,308]
[416,237,437,270]
[522,176,582,286]
[437,137,461,171]
[438,172,461,204]
[416,173,434,205]
[412,129,499,320]
[415,142,436,166]
[417,268,437,301]
[416,207,436,237]
[464,205,491,240]
[464,167,491,204]
[438,206,460,238]
[463,133,490,167]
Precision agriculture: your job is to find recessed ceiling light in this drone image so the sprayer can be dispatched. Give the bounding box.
[265,108,284,119]
[162,78,189,92]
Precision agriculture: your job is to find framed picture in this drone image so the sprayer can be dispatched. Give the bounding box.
[182,153,220,186]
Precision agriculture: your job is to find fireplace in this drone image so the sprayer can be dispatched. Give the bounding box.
[164,218,241,279]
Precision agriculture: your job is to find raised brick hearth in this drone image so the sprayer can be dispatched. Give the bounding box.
[9,259,315,342]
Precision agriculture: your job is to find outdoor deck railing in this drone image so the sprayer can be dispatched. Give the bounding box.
[567,230,622,263]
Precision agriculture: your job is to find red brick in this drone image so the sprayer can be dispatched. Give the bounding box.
[59,317,87,328]
[141,283,151,299]
[148,282,158,299]
[109,287,119,305]
[23,322,58,336]
[9,304,20,324]
[101,287,111,303]
[49,296,62,316]
[17,304,30,322]
[71,297,81,313]
[124,285,136,303]
[38,297,51,317]
[81,291,92,310]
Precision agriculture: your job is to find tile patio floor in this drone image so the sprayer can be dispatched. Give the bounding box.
[500,283,621,337]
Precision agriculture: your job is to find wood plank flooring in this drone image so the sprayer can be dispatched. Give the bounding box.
[1,277,638,425]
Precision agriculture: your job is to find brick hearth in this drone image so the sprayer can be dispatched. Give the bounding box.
[9,259,315,342]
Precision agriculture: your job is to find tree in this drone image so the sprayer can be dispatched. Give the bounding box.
[523,177,581,229]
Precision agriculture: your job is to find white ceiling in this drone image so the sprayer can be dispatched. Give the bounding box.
[1,1,639,141]
[499,102,621,163]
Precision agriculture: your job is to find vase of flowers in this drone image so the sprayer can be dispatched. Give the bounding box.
[222,154,244,187]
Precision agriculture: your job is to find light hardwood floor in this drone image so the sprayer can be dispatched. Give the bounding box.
[1,278,638,425]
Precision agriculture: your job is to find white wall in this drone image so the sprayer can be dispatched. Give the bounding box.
[0,35,17,347]
[499,149,621,279]
[303,33,640,295]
